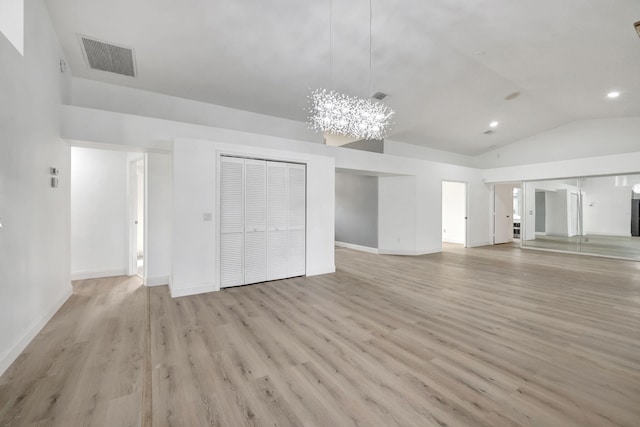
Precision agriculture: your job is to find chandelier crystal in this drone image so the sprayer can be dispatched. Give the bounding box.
[307,88,394,140]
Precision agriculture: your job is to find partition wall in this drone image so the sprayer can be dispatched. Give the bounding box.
[522,173,640,260]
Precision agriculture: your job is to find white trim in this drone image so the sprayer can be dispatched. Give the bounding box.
[145,275,169,287]
[378,247,441,256]
[583,232,632,237]
[521,245,639,262]
[335,241,379,254]
[467,240,492,248]
[0,285,73,376]
[442,237,465,245]
[170,283,217,298]
[305,265,336,276]
[128,159,138,276]
[71,268,128,281]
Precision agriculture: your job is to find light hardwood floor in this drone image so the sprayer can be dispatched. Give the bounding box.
[2,245,640,426]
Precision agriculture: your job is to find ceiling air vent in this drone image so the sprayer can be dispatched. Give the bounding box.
[484,129,495,135]
[80,36,136,77]
[372,92,388,100]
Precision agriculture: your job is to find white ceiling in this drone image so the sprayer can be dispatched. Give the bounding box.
[45,0,640,155]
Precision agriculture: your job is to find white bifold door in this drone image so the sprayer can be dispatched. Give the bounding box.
[220,156,306,288]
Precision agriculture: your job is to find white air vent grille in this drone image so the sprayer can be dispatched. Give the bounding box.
[80,36,136,77]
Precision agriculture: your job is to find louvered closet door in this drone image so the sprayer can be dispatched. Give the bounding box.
[287,164,306,276]
[244,159,267,285]
[266,161,289,281]
[220,157,245,288]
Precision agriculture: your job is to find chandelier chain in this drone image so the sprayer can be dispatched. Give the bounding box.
[329,0,333,88]
[369,0,372,97]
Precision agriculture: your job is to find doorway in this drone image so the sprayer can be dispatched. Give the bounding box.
[71,147,147,281]
[494,183,521,245]
[129,156,145,278]
[442,181,467,247]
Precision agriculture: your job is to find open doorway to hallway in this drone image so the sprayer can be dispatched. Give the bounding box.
[70,146,146,281]
[442,181,467,247]
[130,157,145,278]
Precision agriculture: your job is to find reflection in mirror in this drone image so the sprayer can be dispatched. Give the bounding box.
[522,174,640,260]
[580,174,640,259]
[523,179,580,253]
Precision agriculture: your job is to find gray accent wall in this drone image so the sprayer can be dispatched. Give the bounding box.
[335,172,378,248]
[342,139,384,153]
[535,191,546,232]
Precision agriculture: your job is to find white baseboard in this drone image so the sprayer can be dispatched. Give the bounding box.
[468,241,492,248]
[71,268,128,281]
[306,265,336,276]
[0,285,73,376]
[335,241,379,254]
[145,275,169,287]
[442,238,465,245]
[584,232,632,237]
[378,247,440,256]
[170,282,218,298]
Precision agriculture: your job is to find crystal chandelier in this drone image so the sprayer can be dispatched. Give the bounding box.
[307,0,394,140]
[308,89,394,140]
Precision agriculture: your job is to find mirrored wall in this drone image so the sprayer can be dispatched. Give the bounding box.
[522,174,640,260]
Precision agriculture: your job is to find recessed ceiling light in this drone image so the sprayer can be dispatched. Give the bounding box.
[607,91,621,99]
[489,121,499,128]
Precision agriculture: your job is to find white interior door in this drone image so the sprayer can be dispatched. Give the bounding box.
[244,159,267,285]
[220,157,245,288]
[266,162,289,281]
[441,181,467,246]
[494,184,513,244]
[287,164,306,276]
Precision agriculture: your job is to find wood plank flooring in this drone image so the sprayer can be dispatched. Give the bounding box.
[0,275,146,426]
[2,244,640,426]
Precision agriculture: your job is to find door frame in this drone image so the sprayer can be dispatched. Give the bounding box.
[441,180,468,248]
[492,182,522,246]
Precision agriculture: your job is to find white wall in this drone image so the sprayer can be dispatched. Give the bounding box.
[378,165,489,255]
[545,189,569,237]
[70,78,322,145]
[476,117,640,169]
[484,151,640,184]
[378,176,418,254]
[171,139,216,297]
[0,0,72,375]
[442,182,466,244]
[146,153,172,286]
[171,138,335,297]
[384,139,476,167]
[62,106,494,257]
[71,147,129,279]
[582,176,632,237]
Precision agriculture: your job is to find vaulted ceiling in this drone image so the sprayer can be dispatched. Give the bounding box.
[45,0,640,155]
